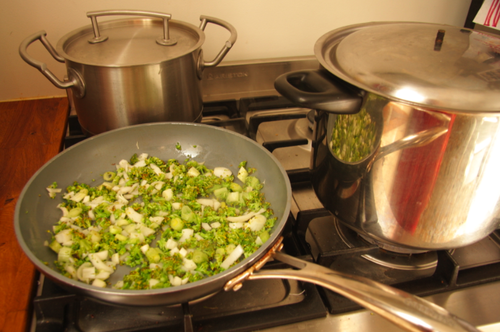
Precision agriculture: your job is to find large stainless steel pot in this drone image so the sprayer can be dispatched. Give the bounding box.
[19,10,237,136]
[275,22,500,252]
[15,122,480,331]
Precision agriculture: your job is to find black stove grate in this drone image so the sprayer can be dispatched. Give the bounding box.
[33,241,327,332]
[47,94,500,331]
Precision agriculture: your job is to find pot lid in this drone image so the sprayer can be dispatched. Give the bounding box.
[56,13,204,66]
[315,22,500,113]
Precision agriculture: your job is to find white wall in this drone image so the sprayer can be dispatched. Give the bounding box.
[1,0,472,101]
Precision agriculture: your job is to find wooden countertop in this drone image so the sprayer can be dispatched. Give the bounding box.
[0,97,68,332]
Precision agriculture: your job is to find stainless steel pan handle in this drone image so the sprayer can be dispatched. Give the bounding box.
[225,238,480,332]
[86,10,177,46]
[18,31,85,98]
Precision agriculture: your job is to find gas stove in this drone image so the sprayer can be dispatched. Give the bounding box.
[32,56,500,332]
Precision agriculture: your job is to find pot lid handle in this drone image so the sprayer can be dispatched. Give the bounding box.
[86,10,178,46]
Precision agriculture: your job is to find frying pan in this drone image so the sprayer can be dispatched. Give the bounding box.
[15,122,479,332]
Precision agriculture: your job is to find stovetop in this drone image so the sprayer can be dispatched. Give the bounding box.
[32,56,500,332]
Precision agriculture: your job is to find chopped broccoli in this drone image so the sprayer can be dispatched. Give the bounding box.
[47,153,276,290]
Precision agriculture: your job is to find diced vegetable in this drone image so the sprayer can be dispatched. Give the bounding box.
[220,245,244,270]
[46,154,276,290]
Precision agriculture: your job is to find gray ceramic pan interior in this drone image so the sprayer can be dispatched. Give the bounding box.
[14,122,291,306]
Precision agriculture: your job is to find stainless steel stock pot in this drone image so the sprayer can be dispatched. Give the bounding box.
[275,22,500,252]
[19,10,237,135]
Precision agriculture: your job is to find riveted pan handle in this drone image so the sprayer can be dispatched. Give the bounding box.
[199,15,237,68]
[19,30,85,98]
[225,238,479,332]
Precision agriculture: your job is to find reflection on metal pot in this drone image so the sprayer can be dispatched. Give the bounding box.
[329,94,379,163]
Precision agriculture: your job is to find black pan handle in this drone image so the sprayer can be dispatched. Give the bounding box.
[274,69,364,114]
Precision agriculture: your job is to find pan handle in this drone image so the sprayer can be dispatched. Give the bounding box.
[19,31,85,98]
[199,15,237,69]
[274,69,364,114]
[225,239,479,332]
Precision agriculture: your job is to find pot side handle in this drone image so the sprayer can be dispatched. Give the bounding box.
[19,31,85,98]
[199,15,237,68]
[225,242,479,332]
[274,69,364,114]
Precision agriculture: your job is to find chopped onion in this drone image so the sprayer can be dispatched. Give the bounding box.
[92,279,107,288]
[129,232,145,243]
[70,189,88,203]
[150,163,164,175]
[58,205,69,217]
[214,167,232,178]
[150,216,164,223]
[187,167,200,177]
[113,281,124,289]
[220,244,244,269]
[126,207,143,223]
[133,160,147,168]
[229,223,243,229]
[95,270,111,280]
[117,193,129,204]
[94,250,109,261]
[171,202,182,210]
[77,262,92,282]
[46,187,62,198]
[118,159,131,172]
[197,198,214,207]
[88,253,114,273]
[111,253,120,265]
[245,214,267,232]
[179,248,188,257]
[162,188,173,201]
[170,275,182,287]
[165,238,178,250]
[140,225,155,237]
[178,229,194,243]
[227,212,255,223]
[149,279,160,288]
[140,244,150,254]
[237,167,248,183]
[170,247,180,256]
[55,229,73,246]
[182,259,197,271]
[82,266,96,280]
[64,265,77,279]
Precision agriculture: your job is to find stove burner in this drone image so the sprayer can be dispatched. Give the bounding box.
[334,219,438,270]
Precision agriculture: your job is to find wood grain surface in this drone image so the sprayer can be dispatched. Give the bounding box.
[0,97,68,332]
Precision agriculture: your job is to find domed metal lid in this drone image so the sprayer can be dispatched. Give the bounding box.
[315,22,500,113]
[56,11,204,67]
